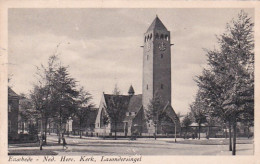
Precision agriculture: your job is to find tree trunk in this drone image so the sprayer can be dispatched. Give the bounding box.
[58,119,62,144]
[247,125,250,139]
[185,127,188,139]
[229,122,232,151]
[40,116,43,150]
[154,124,157,140]
[207,126,210,139]
[114,122,117,140]
[198,124,201,140]
[48,120,51,135]
[80,121,82,139]
[44,118,48,144]
[232,123,237,155]
[22,122,25,133]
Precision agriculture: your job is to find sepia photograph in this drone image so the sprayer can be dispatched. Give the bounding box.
[4,6,256,159]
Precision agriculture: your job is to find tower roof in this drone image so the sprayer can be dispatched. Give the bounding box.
[146,16,167,32]
[128,85,135,95]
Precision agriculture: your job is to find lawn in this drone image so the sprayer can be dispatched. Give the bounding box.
[168,138,253,145]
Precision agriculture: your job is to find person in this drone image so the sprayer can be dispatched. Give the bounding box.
[62,136,68,150]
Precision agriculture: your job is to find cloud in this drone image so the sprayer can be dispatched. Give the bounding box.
[8,8,254,114]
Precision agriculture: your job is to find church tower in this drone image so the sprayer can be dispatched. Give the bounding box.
[142,16,172,111]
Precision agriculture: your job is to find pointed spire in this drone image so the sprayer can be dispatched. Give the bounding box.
[147,16,167,32]
[128,85,135,96]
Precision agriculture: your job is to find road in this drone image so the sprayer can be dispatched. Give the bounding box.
[8,134,253,156]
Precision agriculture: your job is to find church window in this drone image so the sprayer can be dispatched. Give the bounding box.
[161,84,164,89]
[8,104,11,112]
[147,84,148,90]
[161,54,163,58]
[165,35,169,41]
[155,33,159,39]
[160,34,164,40]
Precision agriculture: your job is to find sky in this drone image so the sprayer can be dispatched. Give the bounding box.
[8,8,254,115]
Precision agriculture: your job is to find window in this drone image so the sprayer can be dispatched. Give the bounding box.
[129,112,131,116]
[147,84,148,90]
[8,120,11,133]
[144,36,146,42]
[150,34,152,40]
[160,34,164,40]
[97,123,99,127]
[161,54,163,58]
[8,105,11,112]
[155,33,159,39]
[161,84,164,89]
[165,35,169,41]
[147,55,149,60]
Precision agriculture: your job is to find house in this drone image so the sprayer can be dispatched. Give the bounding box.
[8,87,20,139]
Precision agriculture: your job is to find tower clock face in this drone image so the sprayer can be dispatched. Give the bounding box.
[146,43,151,52]
[158,42,166,51]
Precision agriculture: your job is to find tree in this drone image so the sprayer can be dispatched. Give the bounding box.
[31,54,80,145]
[181,113,192,139]
[31,54,60,146]
[104,95,128,140]
[75,87,94,138]
[196,68,233,150]
[112,84,121,95]
[194,11,254,155]
[146,92,165,140]
[30,85,48,150]
[19,95,36,133]
[52,65,78,143]
[190,92,207,140]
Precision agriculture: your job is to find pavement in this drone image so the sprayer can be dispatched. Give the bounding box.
[8,134,254,156]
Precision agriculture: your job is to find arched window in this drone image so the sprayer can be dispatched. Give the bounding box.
[160,34,164,40]
[155,33,159,39]
[161,84,164,89]
[165,35,169,41]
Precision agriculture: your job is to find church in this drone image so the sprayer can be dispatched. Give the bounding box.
[94,16,180,136]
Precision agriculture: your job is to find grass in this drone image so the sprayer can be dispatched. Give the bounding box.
[8,149,58,155]
[169,138,253,145]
